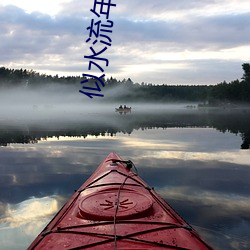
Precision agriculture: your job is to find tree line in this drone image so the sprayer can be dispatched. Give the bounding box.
[208,63,250,105]
[0,63,249,104]
[1,108,249,149]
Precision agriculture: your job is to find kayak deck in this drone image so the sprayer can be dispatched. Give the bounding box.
[28,152,213,249]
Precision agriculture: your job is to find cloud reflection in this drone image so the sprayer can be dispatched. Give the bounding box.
[0,196,59,230]
[0,125,250,249]
[153,150,250,167]
[156,186,250,249]
[157,186,250,216]
[0,196,62,250]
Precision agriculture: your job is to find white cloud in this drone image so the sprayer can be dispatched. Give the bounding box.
[0,0,250,84]
[0,196,61,249]
[0,0,68,16]
[0,196,59,230]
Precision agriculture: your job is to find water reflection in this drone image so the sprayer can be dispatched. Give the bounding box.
[0,109,250,249]
[1,196,59,228]
[0,107,250,149]
[0,196,62,250]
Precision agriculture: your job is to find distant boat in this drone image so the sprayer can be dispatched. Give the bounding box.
[115,106,132,113]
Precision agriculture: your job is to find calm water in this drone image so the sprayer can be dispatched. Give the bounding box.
[0,105,250,249]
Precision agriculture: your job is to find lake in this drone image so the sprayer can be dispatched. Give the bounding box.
[0,104,250,249]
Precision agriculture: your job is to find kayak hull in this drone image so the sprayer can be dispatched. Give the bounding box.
[28,152,213,249]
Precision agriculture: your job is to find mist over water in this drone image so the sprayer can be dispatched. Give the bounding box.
[0,83,198,125]
[0,84,107,121]
[1,84,250,150]
[0,84,250,249]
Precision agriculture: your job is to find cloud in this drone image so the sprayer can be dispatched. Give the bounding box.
[0,196,62,249]
[112,12,250,49]
[157,186,250,216]
[0,196,59,229]
[0,1,250,84]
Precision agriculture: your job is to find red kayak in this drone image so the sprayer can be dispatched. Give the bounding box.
[28,152,213,249]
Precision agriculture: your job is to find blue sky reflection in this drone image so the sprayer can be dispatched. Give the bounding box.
[0,127,250,249]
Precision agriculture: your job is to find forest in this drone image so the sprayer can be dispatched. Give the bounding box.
[0,63,249,104]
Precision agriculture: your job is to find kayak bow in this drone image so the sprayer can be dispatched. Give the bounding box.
[28,152,213,249]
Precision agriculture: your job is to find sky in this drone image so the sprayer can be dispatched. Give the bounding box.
[0,0,250,85]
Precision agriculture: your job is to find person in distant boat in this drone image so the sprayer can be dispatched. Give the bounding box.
[124,105,127,109]
[119,105,122,109]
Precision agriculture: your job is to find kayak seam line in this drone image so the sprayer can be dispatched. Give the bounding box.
[147,190,213,249]
[54,225,191,236]
[40,192,82,238]
[148,189,186,225]
[55,225,191,250]
[82,170,114,189]
[81,182,142,190]
[78,169,151,193]
[56,220,182,230]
